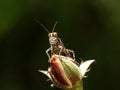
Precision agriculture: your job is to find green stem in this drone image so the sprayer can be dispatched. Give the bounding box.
[66,82,83,90]
[66,86,83,90]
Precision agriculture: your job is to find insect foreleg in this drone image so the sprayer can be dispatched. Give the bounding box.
[46,48,51,59]
[58,45,64,55]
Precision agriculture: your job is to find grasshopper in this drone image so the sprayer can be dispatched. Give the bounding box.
[34,19,75,60]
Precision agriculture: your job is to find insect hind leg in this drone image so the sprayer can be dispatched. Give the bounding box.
[66,49,75,60]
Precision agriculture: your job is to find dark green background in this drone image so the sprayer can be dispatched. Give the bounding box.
[0,0,120,90]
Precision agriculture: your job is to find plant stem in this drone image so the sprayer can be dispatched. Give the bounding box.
[66,81,83,90]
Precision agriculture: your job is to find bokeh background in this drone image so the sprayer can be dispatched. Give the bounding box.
[0,0,120,90]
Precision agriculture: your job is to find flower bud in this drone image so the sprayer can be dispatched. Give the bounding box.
[39,54,94,90]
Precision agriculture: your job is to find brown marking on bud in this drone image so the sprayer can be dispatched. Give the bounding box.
[49,56,72,89]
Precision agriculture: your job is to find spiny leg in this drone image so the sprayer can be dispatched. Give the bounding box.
[46,48,51,60]
[58,45,63,56]
[66,49,75,60]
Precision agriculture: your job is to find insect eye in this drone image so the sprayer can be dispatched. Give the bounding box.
[48,33,52,37]
[48,32,57,37]
[53,32,57,37]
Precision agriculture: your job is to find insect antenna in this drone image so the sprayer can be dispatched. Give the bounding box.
[34,18,50,33]
[52,21,57,32]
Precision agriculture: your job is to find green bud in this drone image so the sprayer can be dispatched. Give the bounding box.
[39,54,95,90]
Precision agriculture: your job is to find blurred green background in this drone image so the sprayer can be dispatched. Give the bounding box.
[0,0,120,90]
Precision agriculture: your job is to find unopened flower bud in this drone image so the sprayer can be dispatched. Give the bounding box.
[39,54,94,90]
